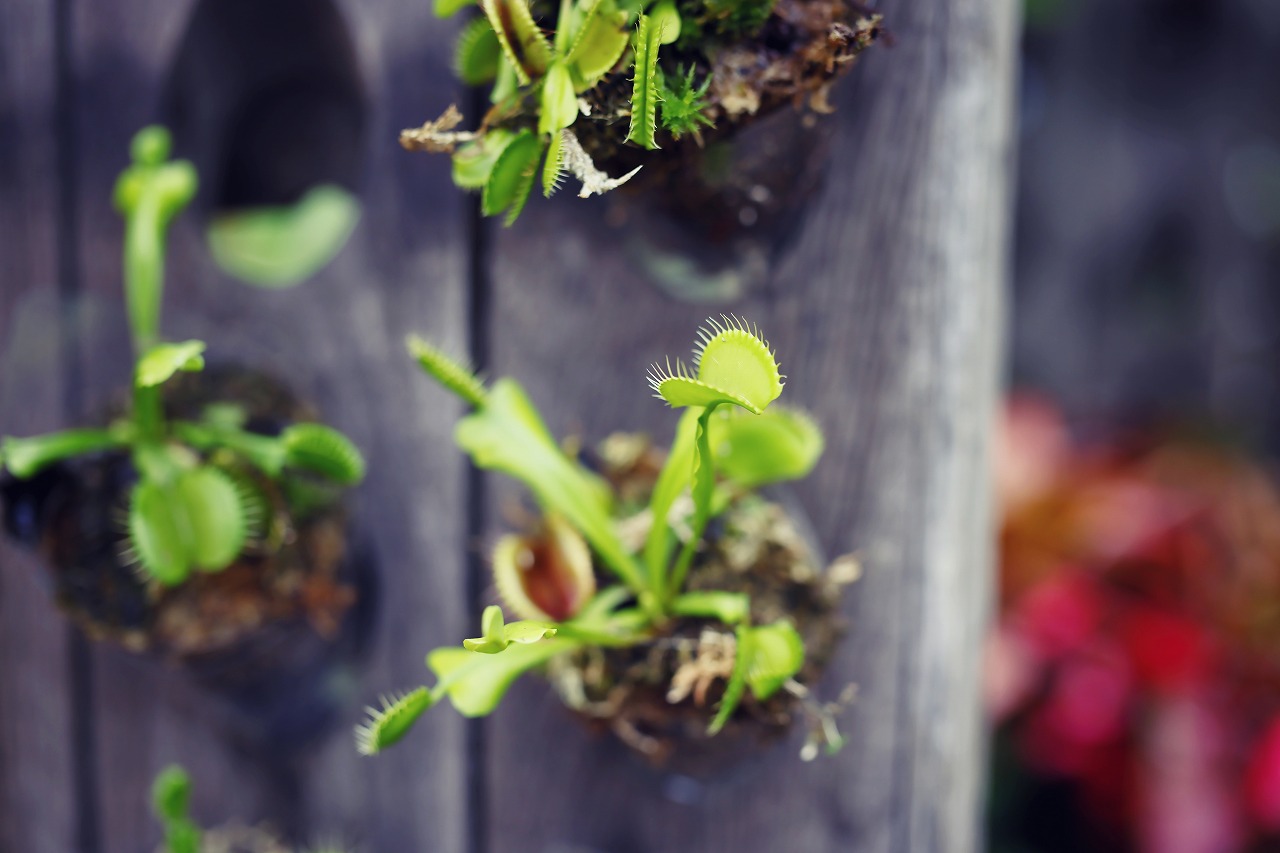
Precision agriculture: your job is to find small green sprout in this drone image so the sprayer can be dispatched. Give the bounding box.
[357,316,823,754]
[0,127,365,586]
[152,765,201,853]
[151,764,353,852]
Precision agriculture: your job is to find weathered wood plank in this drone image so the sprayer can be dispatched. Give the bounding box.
[0,4,80,852]
[482,0,1016,850]
[63,0,472,849]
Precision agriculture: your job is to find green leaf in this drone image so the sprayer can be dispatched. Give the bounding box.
[207,185,360,288]
[491,56,520,103]
[648,316,783,415]
[177,466,248,571]
[281,423,366,485]
[151,765,192,822]
[650,0,681,43]
[538,61,579,136]
[671,590,750,625]
[151,765,202,853]
[452,129,517,190]
[114,128,198,349]
[709,624,751,734]
[407,334,489,407]
[480,0,553,84]
[455,379,643,594]
[129,479,192,585]
[481,130,544,225]
[626,14,663,150]
[711,405,823,488]
[564,0,630,89]
[455,17,502,84]
[744,619,805,699]
[1,428,127,479]
[463,605,557,653]
[172,419,288,477]
[165,821,201,853]
[542,129,565,197]
[554,0,575,54]
[429,639,574,717]
[435,0,474,17]
[136,340,206,388]
[355,687,435,755]
[642,407,697,580]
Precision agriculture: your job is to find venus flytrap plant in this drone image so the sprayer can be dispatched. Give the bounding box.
[0,127,365,587]
[358,317,836,757]
[401,0,881,224]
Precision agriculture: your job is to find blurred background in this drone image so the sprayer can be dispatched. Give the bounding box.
[991,0,1280,850]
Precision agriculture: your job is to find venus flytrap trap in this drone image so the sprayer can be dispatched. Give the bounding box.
[0,127,365,587]
[358,317,853,763]
[400,0,882,224]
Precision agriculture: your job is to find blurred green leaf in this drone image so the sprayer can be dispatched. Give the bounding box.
[136,340,206,388]
[208,185,360,288]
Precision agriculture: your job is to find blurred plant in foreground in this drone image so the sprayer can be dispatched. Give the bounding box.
[989,396,1280,853]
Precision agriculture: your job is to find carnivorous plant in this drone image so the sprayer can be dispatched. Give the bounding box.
[357,316,835,754]
[401,0,881,223]
[0,127,365,586]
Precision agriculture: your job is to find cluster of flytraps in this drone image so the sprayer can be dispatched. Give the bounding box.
[3,128,828,771]
[402,0,779,223]
[356,313,826,752]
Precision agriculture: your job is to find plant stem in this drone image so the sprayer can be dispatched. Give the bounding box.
[665,404,718,603]
[125,191,168,443]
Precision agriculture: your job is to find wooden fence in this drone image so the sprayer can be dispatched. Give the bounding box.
[0,0,1017,849]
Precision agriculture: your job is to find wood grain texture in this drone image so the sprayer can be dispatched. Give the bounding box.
[481,0,1017,850]
[0,0,1015,847]
[60,0,471,849]
[0,5,79,853]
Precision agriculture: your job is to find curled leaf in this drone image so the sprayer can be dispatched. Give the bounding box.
[453,130,518,190]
